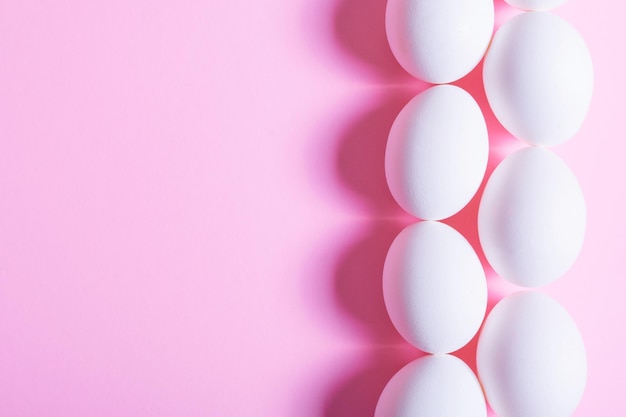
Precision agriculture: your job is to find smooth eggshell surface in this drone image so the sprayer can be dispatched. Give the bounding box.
[375,355,487,417]
[477,292,587,417]
[483,12,593,146]
[478,147,586,287]
[386,0,494,83]
[385,85,488,220]
[505,0,568,10]
[383,221,487,354]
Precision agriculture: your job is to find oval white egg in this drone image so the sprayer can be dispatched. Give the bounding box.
[383,221,487,353]
[477,292,587,417]
[386,0,494,83]
[376,354,487,417]
[385,85,488,220]
[483,12,593,146]
[478,147,586,287]
[505,0,568,10]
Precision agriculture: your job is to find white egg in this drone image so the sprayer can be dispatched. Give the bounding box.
[376,355,487,417]
[478,147,585,287]
[385,85,488,220]
[383,221,487,354]
[477,292,587,417]
[386,0,494,83]
[483,12,593,146]
[505,0,568,10]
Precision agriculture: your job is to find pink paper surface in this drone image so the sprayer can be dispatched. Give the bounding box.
[0,0,620,415]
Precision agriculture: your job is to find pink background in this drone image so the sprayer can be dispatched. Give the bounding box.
[0,0,621,415]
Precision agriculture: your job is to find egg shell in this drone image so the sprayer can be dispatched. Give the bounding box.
[385,85,488,221]
[383,221,487,354]
[375,354,487,417]
[483,12,593,146]
[504,0,568,11]
[478,147,586,287]
[386,0,494,83]
[477,291,587,417]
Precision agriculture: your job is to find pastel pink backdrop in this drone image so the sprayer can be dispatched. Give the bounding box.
[0,0,620,415]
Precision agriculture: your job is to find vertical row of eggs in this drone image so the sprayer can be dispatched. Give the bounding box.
[379,0,493,416]
[377,0,592,417]
[477,3,592,417]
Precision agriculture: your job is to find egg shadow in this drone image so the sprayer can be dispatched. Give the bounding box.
[332,0,413,81]
[324,89,427,416]
[335,89,427,216]
[333,221,408,345]
[323,347,423,417]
